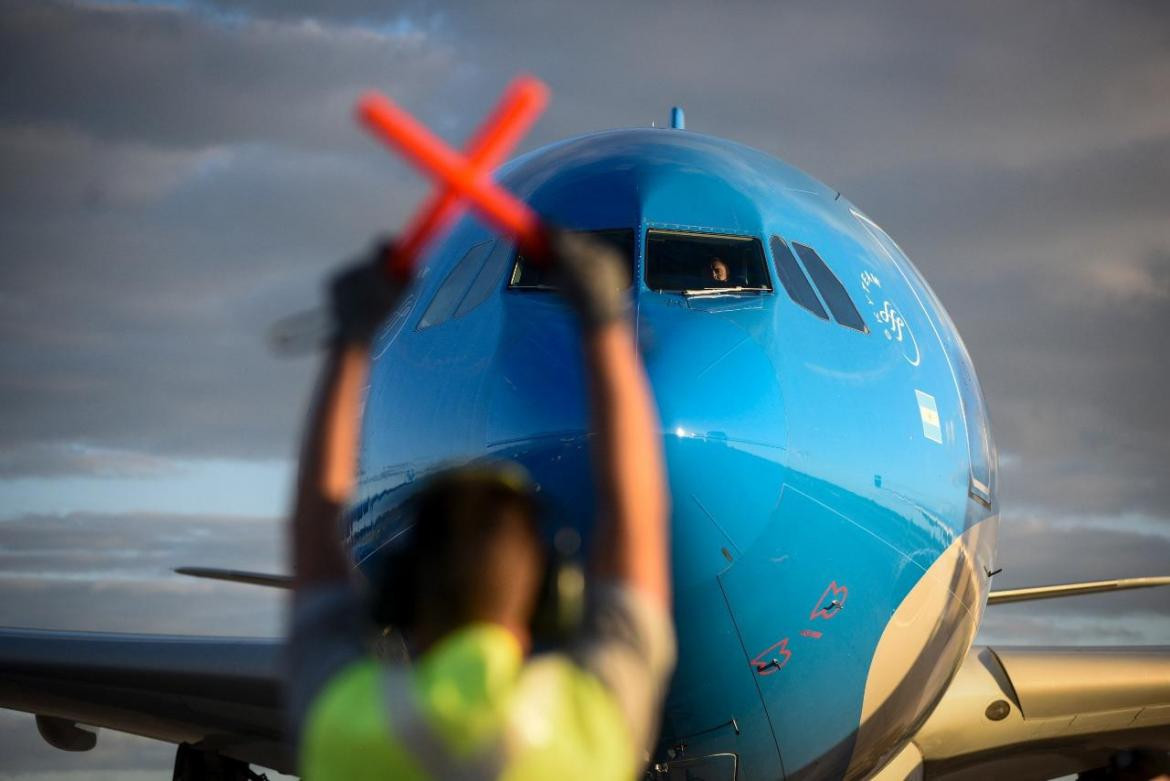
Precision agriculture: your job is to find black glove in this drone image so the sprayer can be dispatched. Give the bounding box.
[328,237,408,347]
[546,228,631,331]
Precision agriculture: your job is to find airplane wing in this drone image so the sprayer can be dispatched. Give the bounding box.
[174,567,293,589]
[885,644,1170,780]
[0,627,292,774]
[987,576,1170,605]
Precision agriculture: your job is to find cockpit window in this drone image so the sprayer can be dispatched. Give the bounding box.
[455,240,512,318]
[418,240,494,330]
[791,243,868,332]
[509,229,635,290]
[770,236,829,320]
[645,230,771,295]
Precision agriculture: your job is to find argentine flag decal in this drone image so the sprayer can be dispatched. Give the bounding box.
[914,389,943,444]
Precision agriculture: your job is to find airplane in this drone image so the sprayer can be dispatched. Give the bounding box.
[2,106,1168,781]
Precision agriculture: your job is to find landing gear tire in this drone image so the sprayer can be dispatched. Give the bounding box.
[172,744,269,781]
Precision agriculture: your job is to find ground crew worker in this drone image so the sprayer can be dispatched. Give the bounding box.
[286,229,675,780]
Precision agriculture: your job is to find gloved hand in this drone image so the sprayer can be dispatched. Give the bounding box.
[328,237,409,347]
[546,228,631,331]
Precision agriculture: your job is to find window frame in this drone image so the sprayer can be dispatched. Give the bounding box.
[454,240,513,319]
[769,235,830,320]
[789,242,869,333]
[643,228,773,295]
[507,228,637,292]
[416,239,495,331]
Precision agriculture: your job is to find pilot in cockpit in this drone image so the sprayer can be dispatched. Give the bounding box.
[709,256,730,284]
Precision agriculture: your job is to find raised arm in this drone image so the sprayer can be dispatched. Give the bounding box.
[285,247,407,744]
[290,343,370,586]
[549,232,674,764]
[550,231,670,609]
[290,247,405,588]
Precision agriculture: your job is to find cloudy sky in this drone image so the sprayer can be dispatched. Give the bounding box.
[1,0,1168,777]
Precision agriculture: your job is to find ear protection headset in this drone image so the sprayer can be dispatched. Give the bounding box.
[369,461,585,646]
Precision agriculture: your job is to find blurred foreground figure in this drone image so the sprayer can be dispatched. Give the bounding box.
[285,230,675,780]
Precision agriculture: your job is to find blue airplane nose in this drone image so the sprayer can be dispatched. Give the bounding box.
[639,297,785,445]
[637,294,802,774]
[637,295,788,588]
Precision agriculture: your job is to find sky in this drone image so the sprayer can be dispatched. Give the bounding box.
[0,0,1168,777]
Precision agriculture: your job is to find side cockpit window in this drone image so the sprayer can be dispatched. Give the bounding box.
[770,235,867,333]
[645,230,771,295]
[455,241,513,318]
[509,229,636,290]
[770,236,828,319]
[791,243,868,333]
[417,240,494,330]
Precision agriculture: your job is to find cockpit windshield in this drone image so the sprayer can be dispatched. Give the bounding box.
[509,228,636,290]
[645,230,771,295]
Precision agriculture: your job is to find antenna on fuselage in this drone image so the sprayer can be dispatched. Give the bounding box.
[670,106,685,130]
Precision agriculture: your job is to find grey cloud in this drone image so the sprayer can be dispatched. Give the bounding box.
[956,268,1169,515]
[0,1,470,471]
[0,443,178,478]
[990,510,1170,590]
[0,0,457,151]
[425,1,1170,174]
[1086,247,1170,303]
[197,1,1170,178]
[978,508,1170,645]
[0,126,211,216]
[976,610,1170,647]
[0,511,285,634]
[202,0,430,24]
[0,138,423,465]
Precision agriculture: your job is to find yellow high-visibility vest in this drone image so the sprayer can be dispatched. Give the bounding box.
[300,623,635,780]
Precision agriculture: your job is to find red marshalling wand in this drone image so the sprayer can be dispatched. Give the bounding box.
[356,74,551,278]
[269,76,549,354]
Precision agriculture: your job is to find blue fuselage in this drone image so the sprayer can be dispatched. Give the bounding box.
[349,129,999,780]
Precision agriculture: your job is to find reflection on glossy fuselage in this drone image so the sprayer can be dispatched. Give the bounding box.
[349,129,999,780]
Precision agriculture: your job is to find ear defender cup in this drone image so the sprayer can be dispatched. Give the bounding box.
[368,462,586,646]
